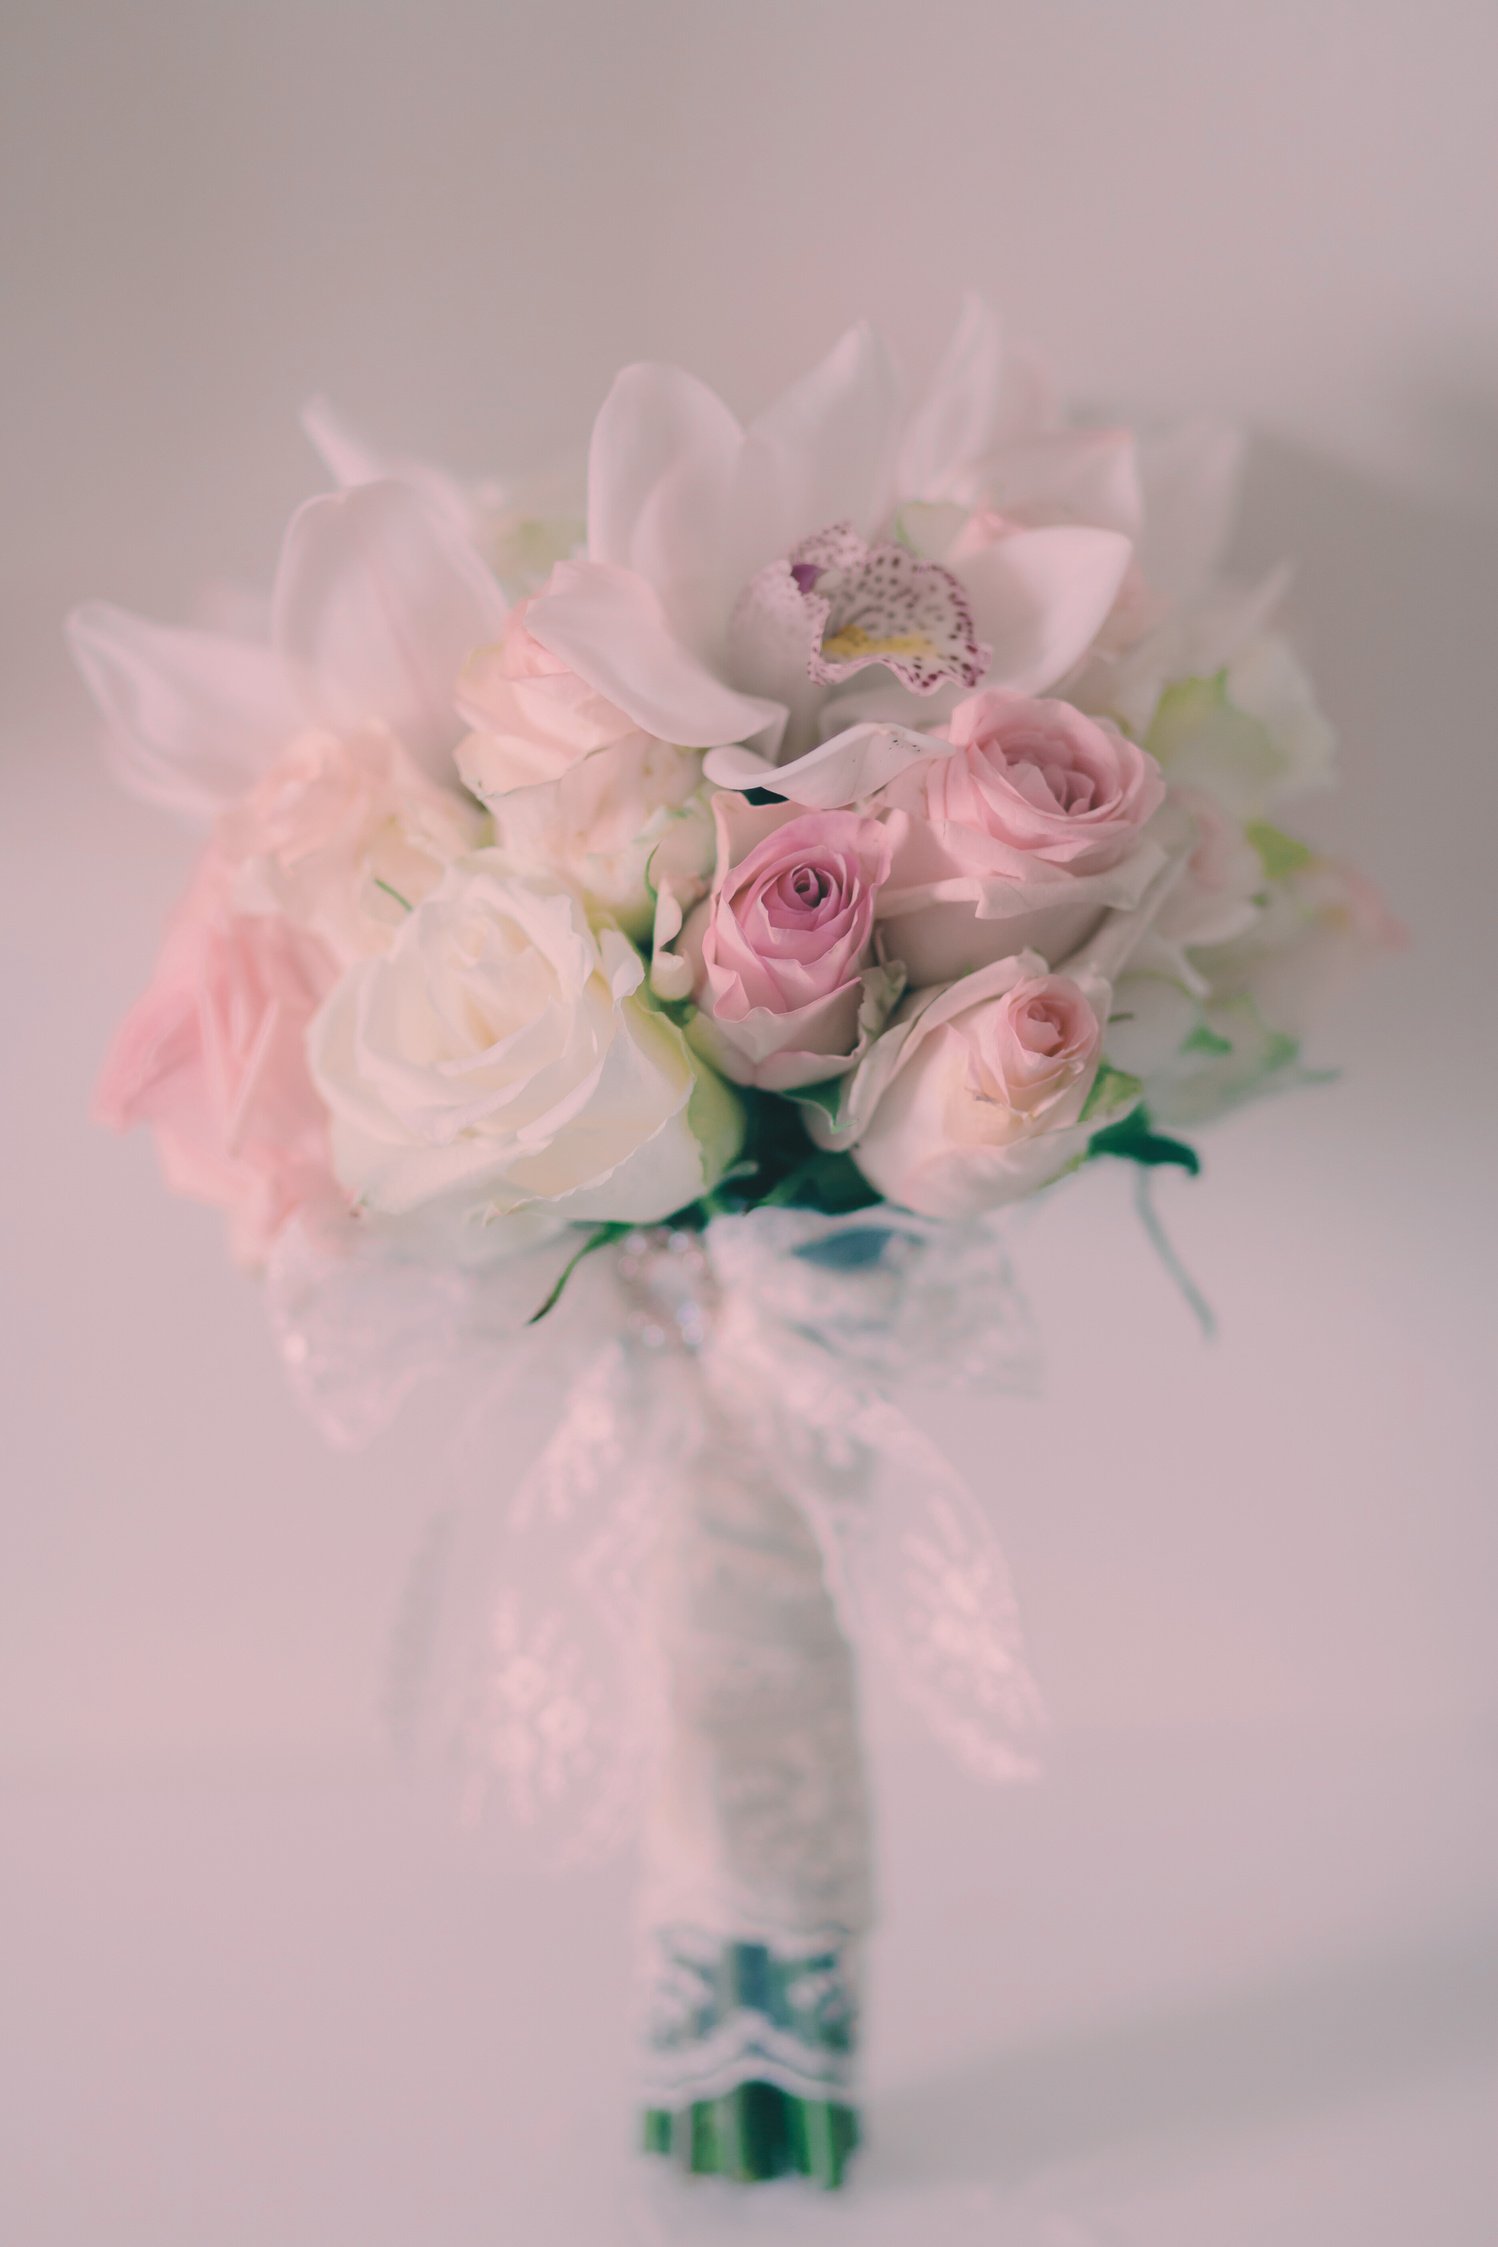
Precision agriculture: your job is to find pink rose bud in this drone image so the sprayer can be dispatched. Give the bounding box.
[850,959,1105,1218]
[683,796,900,1091]
[879,688,1164,985]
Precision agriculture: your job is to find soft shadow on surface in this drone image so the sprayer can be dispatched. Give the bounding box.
[872,1916,1498,2194]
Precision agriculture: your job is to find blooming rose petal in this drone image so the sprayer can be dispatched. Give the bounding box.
[96,849,341,1262]
[836,956,1110,1217]
[309,854,741,1243]
[674,797,900,1089]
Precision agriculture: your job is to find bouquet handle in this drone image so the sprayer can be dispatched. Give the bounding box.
[627,1236,872,2186]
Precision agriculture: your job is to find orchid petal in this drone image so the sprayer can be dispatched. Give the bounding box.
[985,428,1143,538]
[734,322,901,575]
[705,722,947,809]
[1137,418,1244,600]
[958,525,1133,694]
[725,555,825,753]
[586,362,741,584]
[300,397,390,489]
[988,342,1060,448]
[301,398,479,540]
[272,480,507,774]
[67,602,297,822]
[897,293,1006,503]
[527,559,785,751]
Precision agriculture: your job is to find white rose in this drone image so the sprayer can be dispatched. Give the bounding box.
[458,733,706,941]
[309,852,742,1249]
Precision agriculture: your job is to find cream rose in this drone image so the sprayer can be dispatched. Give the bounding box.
[458,733,705,942]
[218,727,486,965]
[309,852,742,1248]
[834,954,1114,1218]
[455,595,643,794]
[877,688,1165,985]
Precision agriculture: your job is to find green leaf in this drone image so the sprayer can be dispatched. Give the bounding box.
[1181,1022,1234,1058]
[1245,820,1314,882]
[1145,671,1231,759]
[1259,1025,1302,1075]
[787,1076,848,1125]
[1081,1062,1143,1124]
[1088,1103,1201,1176]
[526,1223,632,1324]
[762,1150,883,1217]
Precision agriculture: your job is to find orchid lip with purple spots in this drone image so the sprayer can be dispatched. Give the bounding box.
[788,521,990,695]
[730,520,991,728]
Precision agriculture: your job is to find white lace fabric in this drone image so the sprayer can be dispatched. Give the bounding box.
[267,1204,1045,2098]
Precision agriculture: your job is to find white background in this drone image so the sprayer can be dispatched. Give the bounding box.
[2,5,1495,2243]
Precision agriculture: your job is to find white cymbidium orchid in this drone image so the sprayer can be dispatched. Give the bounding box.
[523,309,1137,780]
[69,480,508,823]
[302,397,586,603]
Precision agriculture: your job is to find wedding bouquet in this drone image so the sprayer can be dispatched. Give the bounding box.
[77,301,1393,2189]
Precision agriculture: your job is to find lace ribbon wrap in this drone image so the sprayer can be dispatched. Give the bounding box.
[267,1203,1045,2114]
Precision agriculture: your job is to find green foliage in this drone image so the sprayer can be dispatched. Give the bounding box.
[677,1088,884,1222]
[526,1222,633,1323]
[1245,819,1314,882]
[1080,1062,1143,1123]
[1181,1022,1235,1058]
[1087,1103,1201,1176]
[762,1150,884,1216]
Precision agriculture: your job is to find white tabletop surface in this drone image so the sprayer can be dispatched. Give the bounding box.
[5,1725,1495,2246]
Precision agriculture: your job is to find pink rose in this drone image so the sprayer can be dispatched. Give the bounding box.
[878,687,1165,985]
[843,955,1107,1217]
[96,851,341,1265]
[456,589,644,795]
[679,796,901,1091]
